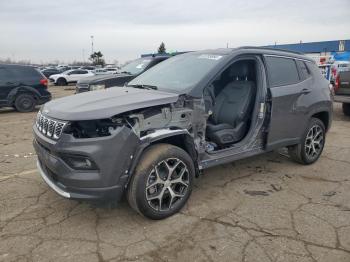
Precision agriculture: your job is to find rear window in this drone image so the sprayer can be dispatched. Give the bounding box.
[265,56,300,87]
[297,60,311,81]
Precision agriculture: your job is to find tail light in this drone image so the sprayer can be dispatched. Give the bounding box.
[40,78,48,87]
[335,74,340,91]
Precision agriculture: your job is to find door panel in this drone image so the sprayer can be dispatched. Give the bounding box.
[0,68,17,103]
[266,80,312,149]
[264,55,312,149]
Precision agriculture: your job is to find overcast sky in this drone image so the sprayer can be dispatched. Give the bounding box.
[0,0,349,64]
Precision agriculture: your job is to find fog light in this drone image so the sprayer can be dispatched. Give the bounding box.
[62,155,98,170]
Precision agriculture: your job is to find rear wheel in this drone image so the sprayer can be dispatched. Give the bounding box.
[288,118,325,165]
[342,103,350,116]
[14,94,36,112]
[127,144,194,220]
[56,78,67,86]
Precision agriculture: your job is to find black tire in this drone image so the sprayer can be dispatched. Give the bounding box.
[56,78,67,86]
[127,144,195,220]
[14,94,36,112]
[342,103,350,116]
[288,118,326,165]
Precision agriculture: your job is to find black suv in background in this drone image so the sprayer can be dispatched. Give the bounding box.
[76,56,169,93]
[0,64,51,112]
[41,68,62,78]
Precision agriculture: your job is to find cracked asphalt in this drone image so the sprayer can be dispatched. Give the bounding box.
[1,86,350,262]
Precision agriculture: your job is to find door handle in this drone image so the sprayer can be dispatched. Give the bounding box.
[301,88,311,94]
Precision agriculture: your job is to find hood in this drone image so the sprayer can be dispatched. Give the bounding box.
[42,87,179,121]
[49,73,64,79]
[77,73,131,84]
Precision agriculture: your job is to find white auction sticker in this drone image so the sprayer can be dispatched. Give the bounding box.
[198,54,222,60]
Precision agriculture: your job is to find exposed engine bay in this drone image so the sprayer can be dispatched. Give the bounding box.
[63,95,208,153]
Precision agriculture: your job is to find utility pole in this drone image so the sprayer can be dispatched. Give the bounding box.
[90,35,94,55]
[82,49,85,63]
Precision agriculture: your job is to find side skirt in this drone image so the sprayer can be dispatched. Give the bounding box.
[199,147,266,170]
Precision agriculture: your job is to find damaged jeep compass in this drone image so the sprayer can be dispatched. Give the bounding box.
[33,47,332,219]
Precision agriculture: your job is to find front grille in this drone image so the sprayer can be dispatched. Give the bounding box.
[36,111,67,140]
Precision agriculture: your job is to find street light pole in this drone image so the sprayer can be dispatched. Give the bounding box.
[90,35,94,55]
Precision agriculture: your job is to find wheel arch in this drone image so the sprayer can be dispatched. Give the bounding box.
[127,130,199,186]
[56,77,67,84]
[310,111,330,132]
[7,86,40,105]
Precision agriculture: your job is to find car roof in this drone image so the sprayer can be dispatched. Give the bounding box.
[0,64,36,69]
[190,46,314,62]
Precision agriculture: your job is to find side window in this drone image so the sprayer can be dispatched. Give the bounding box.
[70,70,79,74]
[79,70,88,74]
[296,60,311,81]
[0,68,14,82]
[12,67,39,79]
[265,56,300,87]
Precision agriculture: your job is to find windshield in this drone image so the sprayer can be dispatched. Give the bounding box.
[120,58,151,75]
[128,53,225,92]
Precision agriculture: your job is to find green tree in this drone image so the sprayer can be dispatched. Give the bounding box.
[157,42,166,54]
[89,51,105,66]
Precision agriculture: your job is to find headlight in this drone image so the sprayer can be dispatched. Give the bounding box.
[90,84,105,91]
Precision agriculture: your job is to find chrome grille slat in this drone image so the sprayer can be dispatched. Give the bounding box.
[35,112,66,140]
[47,120,56,137]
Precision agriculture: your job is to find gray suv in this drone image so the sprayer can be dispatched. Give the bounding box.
[33,47,333,219]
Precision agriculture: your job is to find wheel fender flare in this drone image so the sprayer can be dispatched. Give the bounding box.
[7,86,39,105]
[126,129,197,186]
[56,77,67,83]
[306,106,332,131]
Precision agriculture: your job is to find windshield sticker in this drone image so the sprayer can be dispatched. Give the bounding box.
[198,54,223,60]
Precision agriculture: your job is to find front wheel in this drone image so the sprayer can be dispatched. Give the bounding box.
[342,103,350,116]
[288,118,326,165]
[127,144,195,220]
[56,78,67,86]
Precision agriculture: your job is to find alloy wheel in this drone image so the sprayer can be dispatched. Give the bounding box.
[304,124,324,160]
[146,158,189,212]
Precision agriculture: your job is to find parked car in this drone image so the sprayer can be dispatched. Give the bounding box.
[80,66,95,71]
[334,70,350,116]
[92,68,113,75]
[49,69,95,86]
[0,64,51,112]
[41,68,62,78]
[33,47,332,219]
[76,56,169,93]
[105,68,119,73]
[330,61,350,83]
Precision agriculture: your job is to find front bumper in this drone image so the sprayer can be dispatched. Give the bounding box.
[33,123,140,200]
[75,84,90,94]
[334,95,350,103]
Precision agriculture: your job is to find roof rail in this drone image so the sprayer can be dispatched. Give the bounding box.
[238,46,305,55]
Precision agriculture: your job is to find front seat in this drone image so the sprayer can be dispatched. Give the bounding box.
[206,63,255,146]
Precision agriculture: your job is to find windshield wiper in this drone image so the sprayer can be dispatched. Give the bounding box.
[127,84,158,90]
[120,71,132,75]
